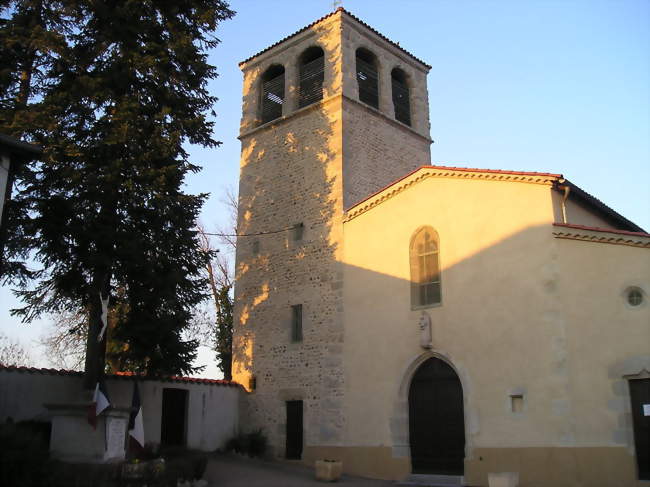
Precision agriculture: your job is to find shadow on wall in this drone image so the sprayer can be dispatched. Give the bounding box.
[341,222,648,484]
[237,179,648,482]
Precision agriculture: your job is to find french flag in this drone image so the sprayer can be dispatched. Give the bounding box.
[87,378,110,429]
[128,381,145,448]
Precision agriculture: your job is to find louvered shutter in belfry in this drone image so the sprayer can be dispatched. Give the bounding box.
[299,56,324,108]
[356,57,378,109]
[261,73,284,123]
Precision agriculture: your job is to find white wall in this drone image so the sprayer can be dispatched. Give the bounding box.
[0,368,242,451]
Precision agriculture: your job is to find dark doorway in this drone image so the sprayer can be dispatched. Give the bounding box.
[409,357,465,474]
[285,400,303,459]
[630,378,650,480]
[161,388,188,446]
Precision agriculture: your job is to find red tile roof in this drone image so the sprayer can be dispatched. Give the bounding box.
[424,165,563,178]
[557,179,644,233]
[346,164,645,233]
[552,223,650,238]
[347,164,563,211]
[239,7,431,69]
[113,370,240,387]
[0,365,242,388]
[0,365,81,376]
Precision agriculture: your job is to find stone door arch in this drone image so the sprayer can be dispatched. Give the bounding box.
[390,352,471,474]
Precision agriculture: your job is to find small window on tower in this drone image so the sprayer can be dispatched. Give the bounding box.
[291,304,303,342]
[260,64,285,124]
[292,223,304,242]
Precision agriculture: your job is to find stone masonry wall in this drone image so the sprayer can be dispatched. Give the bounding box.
[232,9,432,457]
[342,99,431,208]
[233,97,346,454]
[340,15,432,207]
[233,14,349,456]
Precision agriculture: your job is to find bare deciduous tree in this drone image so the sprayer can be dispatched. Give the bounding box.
[39,310,87,370]
[192,185,237,380]
[214,185,238,253]
[0,332,33,367]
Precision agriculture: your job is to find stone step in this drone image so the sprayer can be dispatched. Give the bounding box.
[397,474,465,487]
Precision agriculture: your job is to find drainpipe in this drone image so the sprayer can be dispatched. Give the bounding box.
[558,180,570,224]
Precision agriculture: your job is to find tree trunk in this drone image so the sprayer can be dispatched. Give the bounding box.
[11,1,41,135]
[83,275,109,390]
[82,199,116,389]
[222,350,232,381]
[206,259,220,315]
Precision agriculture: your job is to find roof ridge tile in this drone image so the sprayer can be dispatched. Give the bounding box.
[0,364,241,388]
[552,223,650,238]
[346,164,562,214]
[239,7,430,69]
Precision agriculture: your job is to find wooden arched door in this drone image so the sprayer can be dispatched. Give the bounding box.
[409,357,465,474]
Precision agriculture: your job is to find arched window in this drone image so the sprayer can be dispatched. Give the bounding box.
[356,48,378,109]
[391,68,411,126]
[260,65,285,124]
[298,46,324,108]
[410,227,441,307]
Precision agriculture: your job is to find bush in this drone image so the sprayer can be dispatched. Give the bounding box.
[139,442,161,460]
[50,462,119,487]
[224,429,267,458]
[0,419,213,487]
[160,447,208,485]
[246,429,267,458]
[193,455,208,479]
[0,419,51,486]
[224,435,242,453]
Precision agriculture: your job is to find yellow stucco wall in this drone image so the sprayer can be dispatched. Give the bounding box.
[551,188,621,229]
[341,173,650,484]
[555,235,649,444]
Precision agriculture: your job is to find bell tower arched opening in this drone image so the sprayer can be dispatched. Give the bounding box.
[259,64,285,124]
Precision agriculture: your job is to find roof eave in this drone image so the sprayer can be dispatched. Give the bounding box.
[239,7,431,70]
[0,133,42,159]
[555,179,645,233]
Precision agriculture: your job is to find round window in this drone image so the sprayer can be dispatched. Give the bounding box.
[626,288,644,307]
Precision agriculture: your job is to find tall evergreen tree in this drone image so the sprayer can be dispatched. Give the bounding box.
[0,1,234,386]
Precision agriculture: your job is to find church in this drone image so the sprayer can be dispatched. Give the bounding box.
[231,8,650,486]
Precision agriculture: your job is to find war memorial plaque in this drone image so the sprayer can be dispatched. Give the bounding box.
[105,415,127,460]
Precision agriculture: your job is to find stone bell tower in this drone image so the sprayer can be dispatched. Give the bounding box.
[232,8,431,460]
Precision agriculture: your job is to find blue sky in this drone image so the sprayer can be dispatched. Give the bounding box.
[1,0,648,374]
